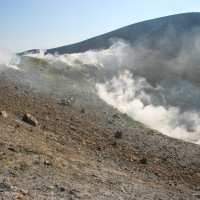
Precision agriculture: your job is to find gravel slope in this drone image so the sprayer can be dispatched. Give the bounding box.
[0,60,199,199]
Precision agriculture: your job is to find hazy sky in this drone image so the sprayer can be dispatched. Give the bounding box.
[1,0,200,52]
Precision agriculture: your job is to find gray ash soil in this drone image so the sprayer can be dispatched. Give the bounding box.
[0,58,200,199]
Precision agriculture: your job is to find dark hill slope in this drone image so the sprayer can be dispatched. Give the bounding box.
[21,12,200,55]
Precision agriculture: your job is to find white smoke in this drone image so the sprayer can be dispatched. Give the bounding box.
[24,40,131,70]
[25,39,200,145]
[96,70,200,144]
[0,50,20,70]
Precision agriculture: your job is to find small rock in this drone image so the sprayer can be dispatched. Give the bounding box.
[44,160,52,165]
[111,141,117,146]
[20,189,29,195]
[70,126,76,131]
[45,116,49,120]
[60,98,67,106]
[140,158,147,164]
[8,147,16,152]
[114,130,122,139]
[23,113,38,126]
[0,111,8,118]
[193,193,200,198]
[0,183,11,192]
[107,119,113,124]
[24,90,30,95]
[130,155,137,162]
[113,114,121,119]
[14,86,19,90]
[97,146,101,151]
[81,108,85,114]
[69,189,79,195]
[60,187,65,192]
[15,195,29,200]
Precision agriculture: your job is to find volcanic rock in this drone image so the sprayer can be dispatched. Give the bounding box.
[114,130,122,139]
[22,113,38,126]
[0,111,8,118]
[140,158,147,164]
[81,108,85,114]
[60,98,67,106]
[113,113,121,119]
[60,187,65,192]
[44,160,52,166]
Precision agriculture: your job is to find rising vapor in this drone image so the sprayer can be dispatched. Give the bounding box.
[96,70,200,144]
[0,50,20,70]
[24,38,200,145]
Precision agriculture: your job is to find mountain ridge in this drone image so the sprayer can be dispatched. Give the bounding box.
[19,12,200,55]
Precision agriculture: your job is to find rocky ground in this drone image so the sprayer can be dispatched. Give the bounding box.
[0,58,199,199]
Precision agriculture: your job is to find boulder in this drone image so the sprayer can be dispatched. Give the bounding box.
[23,113,38,126]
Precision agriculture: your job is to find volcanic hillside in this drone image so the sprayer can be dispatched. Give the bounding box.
[0,13,200,199]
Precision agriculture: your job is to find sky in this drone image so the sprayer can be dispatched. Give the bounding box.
[0,0,200,53]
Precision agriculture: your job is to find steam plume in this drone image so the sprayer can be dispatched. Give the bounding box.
[96,70,200,144]
[0,50,20,70]
[25,38,200,144]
